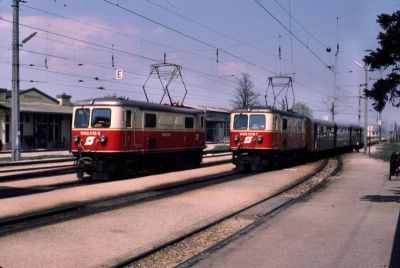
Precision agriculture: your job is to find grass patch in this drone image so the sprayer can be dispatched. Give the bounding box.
[210,144,230,152]
[371,142,400,162]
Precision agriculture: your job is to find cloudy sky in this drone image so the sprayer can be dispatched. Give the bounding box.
[0,0,398,129]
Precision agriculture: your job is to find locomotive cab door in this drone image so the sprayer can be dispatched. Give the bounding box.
[123,110,133,149]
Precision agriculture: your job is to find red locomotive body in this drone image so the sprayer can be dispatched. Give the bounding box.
[230,108,307,171]
[230,107,363,171]
[71,97,205,178]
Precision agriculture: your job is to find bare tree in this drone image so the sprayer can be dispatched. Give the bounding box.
[232,73,259,109]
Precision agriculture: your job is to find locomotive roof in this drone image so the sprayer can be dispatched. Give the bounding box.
[231,106,307,119]
[73,97,204,115]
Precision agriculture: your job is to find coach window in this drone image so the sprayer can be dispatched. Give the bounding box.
[297,120,302,132]
[201,116,204,129]
[92,108,111,128]
[144,113,156,128]
[282,118,288,130]
[74,108,90,128]
[126,110,132,128]
[185,117,194,129]
[250,114,265,130]
[233,114,248,130]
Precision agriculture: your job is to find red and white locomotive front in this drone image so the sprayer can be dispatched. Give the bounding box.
[71,103,123,154]
[230,110,279,151]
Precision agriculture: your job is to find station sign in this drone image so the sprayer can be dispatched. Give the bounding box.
[116,69,123,80]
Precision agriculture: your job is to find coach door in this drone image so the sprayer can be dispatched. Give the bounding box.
[123,110,133,149]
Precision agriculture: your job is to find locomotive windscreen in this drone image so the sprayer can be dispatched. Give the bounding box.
[74,108,90,128]
[249,114,265,130]
[91,108,111,128]
[233,114,248,130]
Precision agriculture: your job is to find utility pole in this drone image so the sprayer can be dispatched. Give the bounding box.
[363,67,368,155]
[354,60,368,155]
[11,0,21,161]
[358,85,361,126]
[331,101,335,122]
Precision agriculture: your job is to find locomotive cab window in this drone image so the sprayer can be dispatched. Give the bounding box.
[249,114,265,130]
[74,108,90,128]
[185,117,194,129]
[91,108,111,128]
[233,114,248,130]
[144,113,156,128]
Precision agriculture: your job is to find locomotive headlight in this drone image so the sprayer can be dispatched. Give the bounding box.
[73,135,80,143]
[99,135,107,144]
[233,135,240,143]
[257,135,263,143]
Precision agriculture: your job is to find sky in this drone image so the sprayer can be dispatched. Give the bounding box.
[0,0,399,130]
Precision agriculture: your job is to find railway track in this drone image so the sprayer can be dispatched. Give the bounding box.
[0,156,334,233]
[0,151,232,182]
[0,166,240,233]
[0,157,332,230]
[0,155,341,267]
[0,155,233,200]
[123,156,341,268]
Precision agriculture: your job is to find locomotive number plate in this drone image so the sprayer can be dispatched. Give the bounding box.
[80,131,101,136]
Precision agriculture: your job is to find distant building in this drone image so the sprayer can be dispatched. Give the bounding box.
[191,105,230,143]
[0,88,72,151]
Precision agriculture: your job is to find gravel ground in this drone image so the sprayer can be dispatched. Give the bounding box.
[284,157,339,198]
[129,217,254,268]
[127,157,339,268]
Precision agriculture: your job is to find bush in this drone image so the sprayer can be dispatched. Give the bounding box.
[371,142,400,162]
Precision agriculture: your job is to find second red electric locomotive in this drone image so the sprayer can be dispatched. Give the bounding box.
[230,107,363,171]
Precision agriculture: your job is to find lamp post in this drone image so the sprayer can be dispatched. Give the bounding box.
[354,60,368,155]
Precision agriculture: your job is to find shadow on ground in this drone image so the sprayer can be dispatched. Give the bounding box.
[360,187,400,268]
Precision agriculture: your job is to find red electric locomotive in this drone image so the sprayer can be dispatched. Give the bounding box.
[230,107,363,171]
[71,97,205,179]
[230,107,308,171]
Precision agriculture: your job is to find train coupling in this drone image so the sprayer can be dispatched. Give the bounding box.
[75,157,95,179]
[233,152,262,172]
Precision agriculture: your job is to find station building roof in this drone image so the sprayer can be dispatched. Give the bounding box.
[0,87,72,114]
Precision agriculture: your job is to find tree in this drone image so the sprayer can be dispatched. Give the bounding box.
[232,73,259,109]
[363,10,400,112]
[293,101,313,118]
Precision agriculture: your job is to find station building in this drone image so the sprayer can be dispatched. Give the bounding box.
[0,88,72,151]
[192,105,230,142]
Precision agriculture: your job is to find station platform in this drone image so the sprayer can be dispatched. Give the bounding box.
[192,152,400,267]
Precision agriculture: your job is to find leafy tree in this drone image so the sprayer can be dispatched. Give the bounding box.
[293,101,313,118]
[232,73,259,109]
[363,10,400,112]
